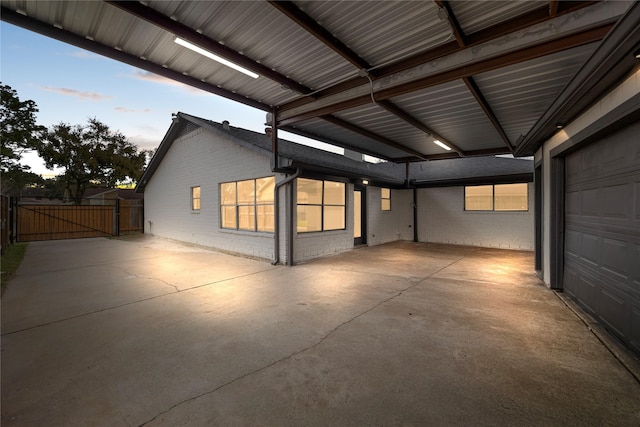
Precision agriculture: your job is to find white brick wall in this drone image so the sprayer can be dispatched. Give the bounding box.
[417,185,534,250]
[144,127,285,261]
[367,187,414,245]
[144,124,535,262]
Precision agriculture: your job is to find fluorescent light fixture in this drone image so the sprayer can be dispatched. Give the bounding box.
[362,179,369,185]
[174,37,259,79]
[433,139,451,151]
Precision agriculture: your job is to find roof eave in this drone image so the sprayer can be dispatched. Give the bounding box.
[515,2,640,156]
[136,114,188,193]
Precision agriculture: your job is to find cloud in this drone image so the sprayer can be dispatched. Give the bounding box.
[130,71,204,95]
[128,134,162,151]
[115,107,151,113]
[41,86,113,101]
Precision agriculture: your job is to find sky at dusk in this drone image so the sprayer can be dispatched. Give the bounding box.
[1,21,342,178]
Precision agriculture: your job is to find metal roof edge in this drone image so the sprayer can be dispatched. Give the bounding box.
[515,1,640,156]
[412,173,534,188]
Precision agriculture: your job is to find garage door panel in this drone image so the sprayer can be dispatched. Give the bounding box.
[564,267,579,299]
[599,286,627,338]
[602,183,628,220]
[635,244,640,284]
[565,228,580,257]
[603,132,631,165]
[581,143,600,174]
[563,120,640,354]
[565,154,582,181]
[566,190,580,216]
[580,232,600,266]
[581,188,600,216]
[579,273,599,314]
[635,181,640,221]
[632,304,640,353]
[601,237,629,279]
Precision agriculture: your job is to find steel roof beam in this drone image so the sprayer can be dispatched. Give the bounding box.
[281,1,599,111]
[277,22,614,125]
[393,147,511,163]
[0,6,270,112]
[376,100,465,157]
[270,1,462,157]
[434,2,514,153]
[105,1,313,96]
[321,116,428,161]
[462,77,514,152]
[516,1,640,155]
[435,1,467,47]
[267,0,372,72]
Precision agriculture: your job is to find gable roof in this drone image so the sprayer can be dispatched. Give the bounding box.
[137,112,532,193]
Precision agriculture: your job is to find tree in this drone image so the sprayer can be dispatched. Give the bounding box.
[0,83,46,193]
[37,118,146,202]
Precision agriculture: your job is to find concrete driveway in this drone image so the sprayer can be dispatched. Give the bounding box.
[2,236,639,426]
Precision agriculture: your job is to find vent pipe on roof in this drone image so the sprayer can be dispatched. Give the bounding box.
[222,120,230,130]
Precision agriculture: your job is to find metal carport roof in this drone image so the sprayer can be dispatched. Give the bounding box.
[2,0,638,162]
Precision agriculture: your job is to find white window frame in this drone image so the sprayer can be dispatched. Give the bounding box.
[191,186,201,212]
[219,177,275,232]
[381,188,391,211]
[464,183,528,212]
[296,178,346,233]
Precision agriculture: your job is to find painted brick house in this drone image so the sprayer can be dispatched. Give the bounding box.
[136,112,533,265]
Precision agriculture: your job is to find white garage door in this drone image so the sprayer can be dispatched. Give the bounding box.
[563,121,640,354]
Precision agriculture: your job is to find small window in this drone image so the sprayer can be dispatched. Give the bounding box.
[191,186,201,211]
[297,178,346,232]
[220,177,275,232]
[465,185,493,211]
[381,188,391,211]
[465,183,528,211]
[494,183,528,211]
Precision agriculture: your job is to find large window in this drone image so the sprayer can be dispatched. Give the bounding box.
[191,186,201,211]
[297,178,346,232]
[220,177,275,232]
[381,188,391,211]
[464,183,528,211]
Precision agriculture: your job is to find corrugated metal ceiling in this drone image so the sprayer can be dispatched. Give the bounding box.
[1,0,633,162]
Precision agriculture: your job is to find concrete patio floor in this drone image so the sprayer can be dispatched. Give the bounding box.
[2,236,639,426]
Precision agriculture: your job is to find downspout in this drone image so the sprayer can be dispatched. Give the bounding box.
[413,188,419,242]
[407,162,419,242]
[272,168,301,265]
[269,108,302,265]
[288,177,295,266]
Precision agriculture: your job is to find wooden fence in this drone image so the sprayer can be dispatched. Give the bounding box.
[18,204,114,241]
[14,199,143,242]
[1,195,9,253]
[119,200,145,235]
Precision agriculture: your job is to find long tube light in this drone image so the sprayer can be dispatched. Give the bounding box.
[174,37,259,79]
[433,139,451,151]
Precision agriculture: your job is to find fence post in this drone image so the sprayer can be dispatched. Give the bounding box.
[10,197,17,244]
[116,198,121,237]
